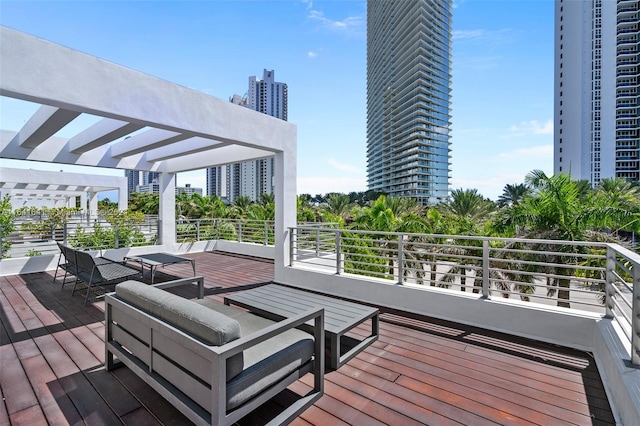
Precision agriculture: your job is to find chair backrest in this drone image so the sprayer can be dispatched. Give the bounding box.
[57,242,76,266]
[74,249,101,280]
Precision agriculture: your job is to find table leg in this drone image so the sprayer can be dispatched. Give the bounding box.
[330,334,339,370]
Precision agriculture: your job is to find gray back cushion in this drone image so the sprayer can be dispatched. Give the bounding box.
[115,280,245,379]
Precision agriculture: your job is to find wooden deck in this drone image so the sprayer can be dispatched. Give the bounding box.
[0,251,615,425]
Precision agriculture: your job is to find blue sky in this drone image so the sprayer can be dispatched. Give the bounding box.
[0,0,554,201]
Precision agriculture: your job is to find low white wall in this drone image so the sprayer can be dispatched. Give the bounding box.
[0,240,275,276]
[278,265,599,351]
[593,320,640,425]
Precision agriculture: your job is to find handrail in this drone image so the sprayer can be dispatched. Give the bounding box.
[289,226,640,366]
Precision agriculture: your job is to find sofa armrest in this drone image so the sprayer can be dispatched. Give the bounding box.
[210,307,324,425]
[215,307,324,359]
[151,276,205,299]
[211,308,324,383]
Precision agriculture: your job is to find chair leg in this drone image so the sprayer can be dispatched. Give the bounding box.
[60,271,69,290]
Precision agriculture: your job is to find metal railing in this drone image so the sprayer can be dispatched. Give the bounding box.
[176,218,275,246]
[1,216,158,257]
[290,226,640,366]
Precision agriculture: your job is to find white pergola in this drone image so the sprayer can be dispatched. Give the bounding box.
[0,167,127,214]
[0,26,297,277]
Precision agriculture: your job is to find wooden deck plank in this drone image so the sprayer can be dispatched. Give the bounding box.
[20,354,83,425]
[0,251,616,425]
[0,343,38,416]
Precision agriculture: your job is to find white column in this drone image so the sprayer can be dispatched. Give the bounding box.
[158,172,176,245]
[273,148,296,282]
[117,188,128,211]
[79,192,87,214]
[89,191,98,217]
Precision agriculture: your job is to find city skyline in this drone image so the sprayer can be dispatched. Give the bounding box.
[0,0,554,201]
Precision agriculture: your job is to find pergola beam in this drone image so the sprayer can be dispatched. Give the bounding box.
[12,105,80,148]
[69,118,144,153]
[110,128,191,158]
[144,137,231,162]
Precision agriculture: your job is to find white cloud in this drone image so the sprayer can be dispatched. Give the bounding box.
[300,0,313,10]
[307,50,318,58]
[506,119,553,137]
[452,29,485,40]
[327,158,363,174]
[308,10,363,31]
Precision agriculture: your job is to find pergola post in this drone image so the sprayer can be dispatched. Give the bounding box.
[158,172,176,246]
[89,191,99,217]
[274,148,296,282]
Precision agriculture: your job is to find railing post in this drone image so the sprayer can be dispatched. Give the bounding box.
[0,224,3,258]
[238,220,243,243]
[335,230,342,275]
[315,229,320,256]
[63,222,68,245]
[196,220,201,241]
[632,258,640,366]
[605,247,615,319]
[397,234,404,284]
[264,221,269,246]
[114,223,119,249]
[289,227,295,266]
[482,240,490,298]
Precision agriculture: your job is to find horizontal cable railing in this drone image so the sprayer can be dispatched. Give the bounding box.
[290,226,640,366]
[1,216,158,257]
[176,218,275,246]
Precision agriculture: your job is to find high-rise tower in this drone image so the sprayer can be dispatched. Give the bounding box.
[124,170,139,196]
[366,0,453,205]
[554,0,640,184]
[207,69,287,202]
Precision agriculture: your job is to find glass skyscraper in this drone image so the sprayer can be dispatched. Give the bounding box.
[366,0,452,205]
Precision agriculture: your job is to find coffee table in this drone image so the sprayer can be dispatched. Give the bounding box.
[124,253,195,284]
[225,284,379,369]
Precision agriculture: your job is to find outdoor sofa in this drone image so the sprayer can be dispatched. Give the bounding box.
[105,278,325,425]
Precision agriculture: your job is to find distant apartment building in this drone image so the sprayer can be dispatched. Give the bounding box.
[206,69,286,202]
[136,182,202,196]
[142,171,160,185]
[125,170,140,196]
[176,183,202,196]
[366,0,453,205]
[554,0,640,184]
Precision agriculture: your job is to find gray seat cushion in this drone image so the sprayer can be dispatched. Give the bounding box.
[115,281,244,378]
[195,299,315,410]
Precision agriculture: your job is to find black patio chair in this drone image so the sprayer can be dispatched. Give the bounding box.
[72,249,142,304]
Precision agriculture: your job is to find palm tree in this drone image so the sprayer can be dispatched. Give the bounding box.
[496,170,635,307]
[592,177,640,236]
[350,196,432,281]
[323,193,354,222]
[497,183,529,208]
[228,195,252,219]
[440,188,495,223]
[258,192,275,207]
[297,195,318,222]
